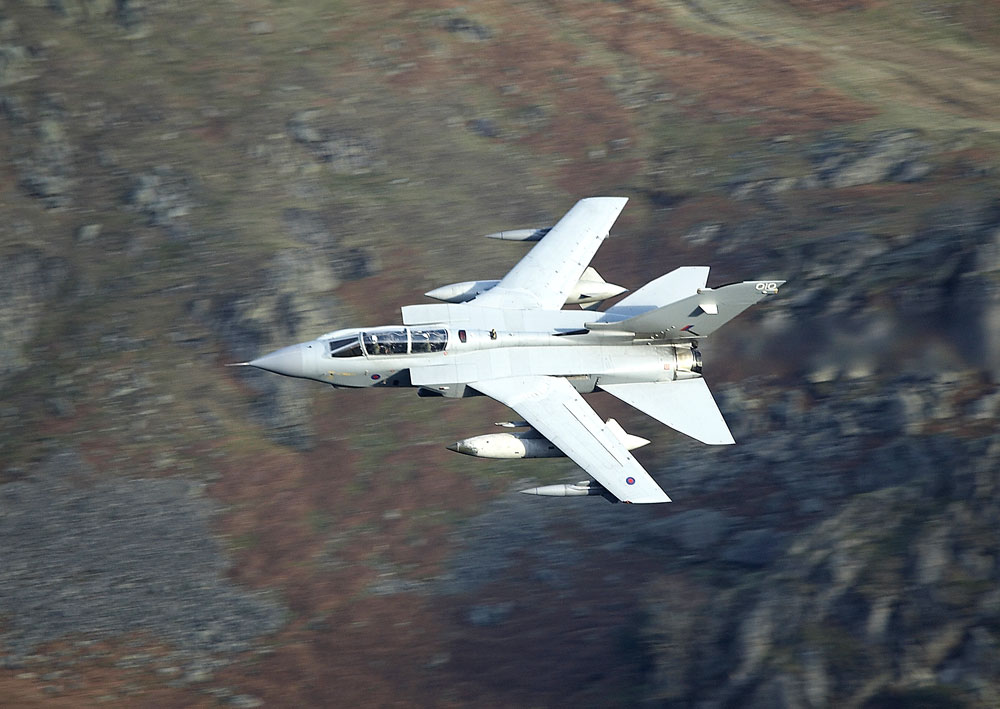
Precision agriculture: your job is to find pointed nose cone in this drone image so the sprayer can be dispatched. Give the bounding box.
[249,343,308,378]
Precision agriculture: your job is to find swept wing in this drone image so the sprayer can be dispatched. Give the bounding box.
[471,197,628,310]
[469,375,671,504]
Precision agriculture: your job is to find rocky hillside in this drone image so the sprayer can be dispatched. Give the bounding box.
[1,0,999,706]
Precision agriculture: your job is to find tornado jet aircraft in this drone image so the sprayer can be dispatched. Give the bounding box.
[242,197,785,503]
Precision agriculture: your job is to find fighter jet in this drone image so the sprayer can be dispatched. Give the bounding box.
[241,197,785,503]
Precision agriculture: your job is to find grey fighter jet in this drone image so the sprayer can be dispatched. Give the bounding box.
[242,197,785,504]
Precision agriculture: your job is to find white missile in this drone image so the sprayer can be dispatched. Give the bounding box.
[446,418,649,459]
[426,267,627,307]
[520,480,617,503]
[483,227,552,241]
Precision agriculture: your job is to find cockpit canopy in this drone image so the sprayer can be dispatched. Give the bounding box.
[325,327,448,358]
[363,329,408,356]
[408,328,448,353]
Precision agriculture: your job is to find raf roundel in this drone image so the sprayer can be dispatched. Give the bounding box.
[626,476,636,486]
[370,373,381,380]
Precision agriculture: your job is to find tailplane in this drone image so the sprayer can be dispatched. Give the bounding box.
[602,267,709,320]
[599,379,735,445]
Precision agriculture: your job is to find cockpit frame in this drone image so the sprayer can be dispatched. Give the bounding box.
[325,327,448,358]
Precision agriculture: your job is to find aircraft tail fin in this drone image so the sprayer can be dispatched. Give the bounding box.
[589,279,785,339]
[599,379,735,445]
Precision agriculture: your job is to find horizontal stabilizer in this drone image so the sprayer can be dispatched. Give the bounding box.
[603,267,709,320]
[590,280,785,339]
[599,378,735,445]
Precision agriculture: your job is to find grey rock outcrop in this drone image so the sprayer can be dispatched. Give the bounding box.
[125,166,198,240]
[636,382,1000,706]
[0,448,286,659]
[719,195,1000,385]
[201,291,325,451]
[815,129,932,188]
[729,129,933,200]
[287,110,379,174]
[0,40,31,87]
[0,249,68,385]
[14,99,74,208]
[953,219,1000,378]
[435,15,493,42]
[190,202,380,450]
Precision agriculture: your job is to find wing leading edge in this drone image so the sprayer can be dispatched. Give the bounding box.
[469,375,671,504]
[471,197,628,311]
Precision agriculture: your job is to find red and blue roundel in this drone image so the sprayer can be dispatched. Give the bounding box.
[626,476,636,485]
[371,374,381,380]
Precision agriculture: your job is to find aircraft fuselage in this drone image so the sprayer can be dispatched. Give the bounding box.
[248,325,703,398]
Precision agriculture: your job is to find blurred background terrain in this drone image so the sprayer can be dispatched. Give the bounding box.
[1,0,999,706]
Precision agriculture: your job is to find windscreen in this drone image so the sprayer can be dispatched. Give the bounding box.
[328,336,357,354]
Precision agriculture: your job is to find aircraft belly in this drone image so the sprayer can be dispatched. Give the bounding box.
[409,360,478,386]
[409,345,671,386]
[411,346,603,384]
[488,349,513,379]
[525,348,602,377]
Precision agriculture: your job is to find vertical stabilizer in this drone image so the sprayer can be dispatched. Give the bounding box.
[592,280,784,338]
